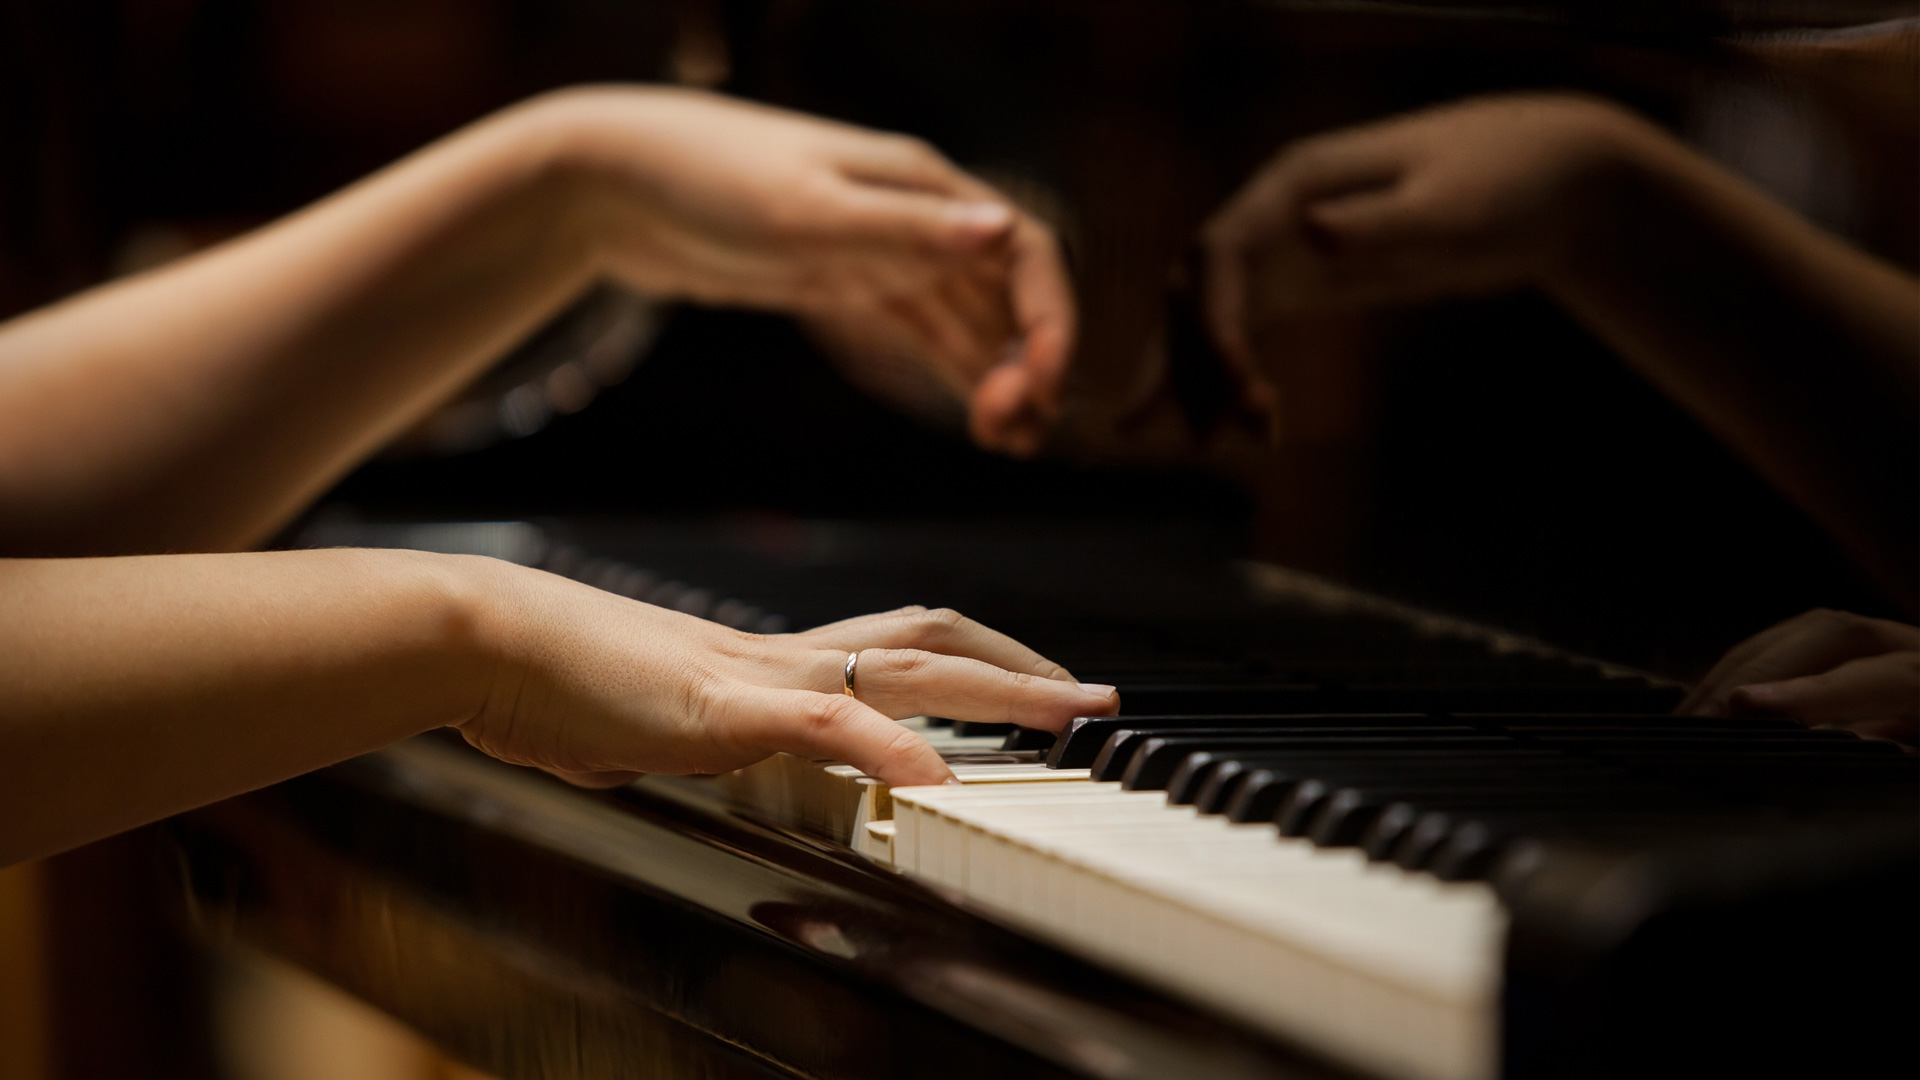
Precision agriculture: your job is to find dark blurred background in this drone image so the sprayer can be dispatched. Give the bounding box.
[0,4,1913,1074]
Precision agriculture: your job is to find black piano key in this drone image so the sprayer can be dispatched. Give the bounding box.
[1394,810,1506,872]
[999,726,1059,752]
[1265,760,1636,835]
[1429,818,1513,881]
[1430,810,1806,881]
[1096,725,1494,785]
[1221,751,1610,824]
[950,721,1014,738]
[1458,712,1804,731]
[1111,683,1683,715]
[1281,780,1596,839]
[1360,801,1428,861]
[1391,807,1776,874]
[1166,744,1578,807]
[1107,730,1493,788]
[1518,731,1902,752]
[1163,743,1570,805]
[1186,747,1581,816]
[1165,752,1238,805]
[1190,759,1263,813]
[1301,781,1693,847]
[1046,713,1432,770]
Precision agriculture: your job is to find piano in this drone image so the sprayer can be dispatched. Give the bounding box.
[162,516,1918,1080]
[27,1,1903,1076]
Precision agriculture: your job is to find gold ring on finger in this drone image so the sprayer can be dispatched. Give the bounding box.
[843,651,860,699]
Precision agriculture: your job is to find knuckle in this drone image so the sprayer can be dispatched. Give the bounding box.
[999,669,1041,723]
[878,647,936,680]
[766,182,839,239]
[799,695,853,737]
[676,662,725,725]
[1835,619,1882,653]
[880,723,931,763]
[1001,668,1040,691]
[1804,607,1849,631]
[1276,137,1333,175]
[1035,660,1072,682]
[889,133,941,163]
[921,607,969,640]
[897,606,968,650]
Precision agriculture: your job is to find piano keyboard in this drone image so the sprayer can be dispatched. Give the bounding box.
[306,517,1919,1080]
[683,703,1914,1080]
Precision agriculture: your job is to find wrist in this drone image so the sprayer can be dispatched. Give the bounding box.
[408,551,534,734]
[1532,107,1678,300]
[492,86,690,294]
[440,90,650,291]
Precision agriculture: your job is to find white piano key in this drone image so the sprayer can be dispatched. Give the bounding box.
[891,781,1502,1080]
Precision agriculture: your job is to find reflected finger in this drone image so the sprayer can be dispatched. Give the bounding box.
[1681,613,1843,715]
[1689,614,1911,717]
[1729,651,1920,725]
[1003,215,1075,416]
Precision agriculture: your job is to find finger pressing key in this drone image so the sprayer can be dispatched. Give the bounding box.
[735,685,954,787]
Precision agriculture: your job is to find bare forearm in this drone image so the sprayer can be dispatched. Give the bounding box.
[0,549,502,864]
[1546,125,1920,604]
[0,100,599,556]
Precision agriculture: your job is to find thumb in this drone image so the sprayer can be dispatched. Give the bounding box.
[740,686,956,787]
[969,356,1044,456]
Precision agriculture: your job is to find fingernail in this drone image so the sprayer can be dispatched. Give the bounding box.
[946,201,1012,229]
[1078,683,1118,697]
[942,776,965,786]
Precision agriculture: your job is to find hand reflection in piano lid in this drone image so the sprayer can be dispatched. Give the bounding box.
[1201,74,1919,610]
[1681,606,1920,743]
[0,85,1112,868]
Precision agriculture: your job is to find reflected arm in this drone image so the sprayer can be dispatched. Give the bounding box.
[1544,121,1920,606]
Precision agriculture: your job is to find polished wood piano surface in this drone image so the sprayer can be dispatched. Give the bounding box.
[162,517,1917,1080]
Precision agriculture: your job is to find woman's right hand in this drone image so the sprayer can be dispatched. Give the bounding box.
[460,562,1119,788]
